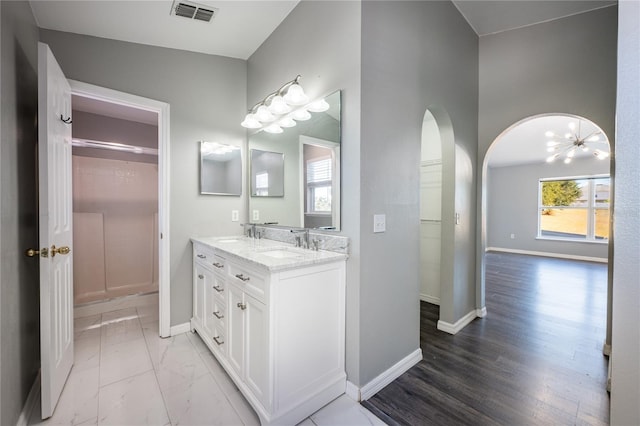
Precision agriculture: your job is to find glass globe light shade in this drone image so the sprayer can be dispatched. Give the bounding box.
[291,109,311,121]
[241,113,261,129]
[279,117,297,128]
[283,83,309,106]
[268,95,291,115]
[306,98,330,112]
[264,124,283,134]
[255,105,275,122]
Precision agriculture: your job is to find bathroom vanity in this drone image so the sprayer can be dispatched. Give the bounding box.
[190,236,347,425]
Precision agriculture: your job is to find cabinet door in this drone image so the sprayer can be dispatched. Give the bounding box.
[227,283,244,377]
[193,263,208,328]
[245,294,268,406]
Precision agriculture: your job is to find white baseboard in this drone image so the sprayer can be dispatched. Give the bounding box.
[17,370,41,426]
[345,381,360,401]
[437,309,478,335]
[486,247,607,263]
[74,292,158,318]
[359,348,423,401]
[170,322,191,336]
[420,294,440,305]
[476,307,487,318]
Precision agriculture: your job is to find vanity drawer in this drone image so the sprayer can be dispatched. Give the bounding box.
[211,271,226,295]
[210,254,226,273]
[228,261,266,302]
[209,326,226,358]
[211,294,226,322]
[194,244,215,264]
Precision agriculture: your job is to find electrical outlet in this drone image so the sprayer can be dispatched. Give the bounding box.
[373,214,386,233]
[231,210,239,222]
[252,210,259,221]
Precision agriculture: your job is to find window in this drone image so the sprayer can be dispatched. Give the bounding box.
[306,157,332,213]
[538,176,610,241]
[255,172,269,196]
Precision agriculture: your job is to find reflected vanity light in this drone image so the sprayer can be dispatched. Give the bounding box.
[200,141,240,156]
[241,75,329,133]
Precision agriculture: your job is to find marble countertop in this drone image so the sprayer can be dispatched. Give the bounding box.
[191,236,348,272]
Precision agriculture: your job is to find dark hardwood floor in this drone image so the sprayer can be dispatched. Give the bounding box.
[362,252,609,426]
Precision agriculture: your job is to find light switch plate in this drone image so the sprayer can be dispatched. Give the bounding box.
[231,210,239,222]
[252,210,260,221]
[373,214,386,233]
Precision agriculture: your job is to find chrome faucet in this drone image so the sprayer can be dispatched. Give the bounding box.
[243,223,257,239]
[290,228,309,249]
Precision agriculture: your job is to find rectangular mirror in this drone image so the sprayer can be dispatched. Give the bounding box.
[200,142,242,196]
[248,90,341,230]
[250,149,285,197]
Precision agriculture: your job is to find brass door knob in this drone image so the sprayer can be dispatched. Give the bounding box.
[50,245,71,257]
[26,247,48,258]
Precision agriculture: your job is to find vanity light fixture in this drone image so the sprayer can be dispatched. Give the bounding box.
[241,75,330,133]
[545,119,609,164]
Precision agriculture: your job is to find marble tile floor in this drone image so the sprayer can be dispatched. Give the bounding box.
[29,302,385,426]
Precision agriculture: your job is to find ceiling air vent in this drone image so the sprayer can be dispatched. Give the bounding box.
[171,0,217,23]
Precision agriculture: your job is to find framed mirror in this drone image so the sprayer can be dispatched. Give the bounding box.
[200,142,242,196]
[248,90,341,230]
[250,149,285,197]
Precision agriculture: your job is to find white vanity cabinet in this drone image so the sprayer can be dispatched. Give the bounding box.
[190,238,347,425]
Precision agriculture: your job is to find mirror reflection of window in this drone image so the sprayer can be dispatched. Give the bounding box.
[306,157,332,213]
[250,149,285,197]
[255,172,269,196]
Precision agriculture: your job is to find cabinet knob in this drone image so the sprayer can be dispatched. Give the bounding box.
[237,302,247,310]
[234,273,250,282]
[198,274,204,279]
[213,311,224,319]
[213,336,224,345]
[213,285,224,293]
[197,254,206,259]
[212,262,224,268]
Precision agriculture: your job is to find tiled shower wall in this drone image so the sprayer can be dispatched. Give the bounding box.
[73,155,158,304]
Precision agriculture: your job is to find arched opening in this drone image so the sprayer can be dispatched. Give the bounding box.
[419,106,456,326]
[479,112,612,349]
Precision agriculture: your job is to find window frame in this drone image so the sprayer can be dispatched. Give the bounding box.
[537,174,610,243]
[305,156,333,215]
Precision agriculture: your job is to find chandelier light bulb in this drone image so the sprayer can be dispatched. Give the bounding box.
[564,132,572,139]
[568,122,577,131]
[546,147,556,153]
[594,149,610,160]
[546,153,560,163]
[567,148,576,158]
[241,113,262,129]
[582,145,589,152]
[564,157,572,164]
[307,98,330,112]
[587,134,601,142]
[283,83,309,106]
[268,95,291,115]
[546,141,559,147]
[545,131,555,138]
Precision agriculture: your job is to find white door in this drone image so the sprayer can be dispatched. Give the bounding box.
[38,42,74,419]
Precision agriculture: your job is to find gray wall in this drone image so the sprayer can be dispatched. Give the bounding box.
[0,1,40,424]
[478,5,618,307]
[40,29,247,327]
[360,0,478,382]
[611,1,640,423]
[487,157,609,259]
[247,0,362,383]
[71,110,158,164]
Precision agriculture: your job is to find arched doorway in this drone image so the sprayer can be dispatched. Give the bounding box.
[479,113,612,349]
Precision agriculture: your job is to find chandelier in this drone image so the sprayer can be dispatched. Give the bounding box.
[240,75,329,134]
[545,120,609,164]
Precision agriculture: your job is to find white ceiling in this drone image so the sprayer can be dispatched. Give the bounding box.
[451,0,616,36]
[487,115,610,168]
[30,0,299,60]
[35,1,616,166]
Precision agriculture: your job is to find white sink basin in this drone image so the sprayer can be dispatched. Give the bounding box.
[259,249,305,259]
